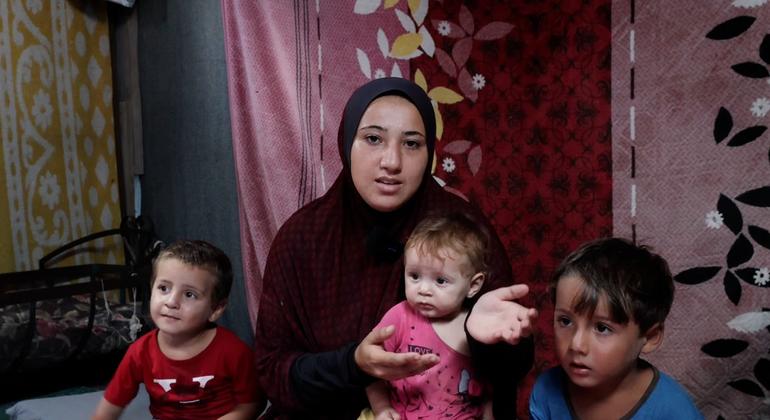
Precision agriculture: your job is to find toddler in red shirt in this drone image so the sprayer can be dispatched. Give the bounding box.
[92,240,265,420]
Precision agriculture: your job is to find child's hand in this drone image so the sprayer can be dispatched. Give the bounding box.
[355,325,439,380]
[374,408,401,420]
[466,284,537,345]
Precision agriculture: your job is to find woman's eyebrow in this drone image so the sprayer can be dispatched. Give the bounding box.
[403,130,425,138]
[358,124,385,131]
[358,125,424,138]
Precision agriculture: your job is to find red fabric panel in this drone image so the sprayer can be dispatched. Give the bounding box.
[413,1,612,415]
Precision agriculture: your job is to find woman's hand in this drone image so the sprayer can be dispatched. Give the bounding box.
[355,325,439,380]
[467,284,538,345]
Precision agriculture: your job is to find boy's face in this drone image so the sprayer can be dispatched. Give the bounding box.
[150,258,225,339]
[404,245,483,320]
[553,274,655,391]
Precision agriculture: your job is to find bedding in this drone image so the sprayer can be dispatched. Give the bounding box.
[0,216,159,403]
[0,293,149,372]
[5,384,152,420]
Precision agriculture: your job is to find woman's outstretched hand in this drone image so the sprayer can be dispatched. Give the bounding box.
[354,325,439,380]
[466,284,538,345]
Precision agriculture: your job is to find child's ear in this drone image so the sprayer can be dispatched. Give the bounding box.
[640,322,664,354]
[467,272,485,298]
[208,300,228,323]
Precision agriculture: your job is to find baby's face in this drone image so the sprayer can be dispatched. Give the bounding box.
[150,258,222,338]
[553,274,647,392]
[403,245,477,320]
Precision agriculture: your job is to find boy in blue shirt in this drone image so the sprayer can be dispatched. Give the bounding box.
[530,238,703,419]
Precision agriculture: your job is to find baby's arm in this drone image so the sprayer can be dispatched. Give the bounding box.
[217,402,259,420]
[366,381,400,420]
[91,397,124,420]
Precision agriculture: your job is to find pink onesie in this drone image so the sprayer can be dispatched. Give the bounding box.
[375,301,487,419]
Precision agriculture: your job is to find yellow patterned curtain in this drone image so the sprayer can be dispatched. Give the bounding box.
[0,0,121,272]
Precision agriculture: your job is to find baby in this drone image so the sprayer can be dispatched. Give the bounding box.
[366,212,494,419]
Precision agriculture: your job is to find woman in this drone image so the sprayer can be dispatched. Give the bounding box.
[254,77,535,419]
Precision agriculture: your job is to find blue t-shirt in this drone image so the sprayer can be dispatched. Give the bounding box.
[529,363,703,419]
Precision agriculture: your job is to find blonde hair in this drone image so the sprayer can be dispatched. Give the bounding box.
[405,211,490,277]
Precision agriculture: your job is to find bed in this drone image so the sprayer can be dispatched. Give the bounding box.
[0,216,160,404]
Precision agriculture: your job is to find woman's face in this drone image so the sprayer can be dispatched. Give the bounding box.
[350,95,429,212]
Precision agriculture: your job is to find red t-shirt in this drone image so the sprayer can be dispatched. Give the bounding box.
[104,326,260,420]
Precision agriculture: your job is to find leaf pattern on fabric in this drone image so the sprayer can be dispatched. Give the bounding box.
[674,266,722,285]
[408,0,428,26]
[727,311,770,333]
[727,234,754,268]
[714,107,733,144]
[705,16,756,40]
[354,0,382,15]
[458,4,474,34]
[434,48,457,77]
[727,126,767,147]
[428,86,463,104]
[701,338,749,357]
[457,68,477,102]
[731,62,770,78]
[444,140,472,154]
[760,34,770,64]
[717,194,743,234]
[391,33,423,57]
[451,37,473,69]
[748,225,770,250]
[724,270,742,305]
[735,267,769,287]
[474,22,514,41]
[357,48,373,78]
[755,358,770,391]
[736,186,770,208]
[727,379,765,397]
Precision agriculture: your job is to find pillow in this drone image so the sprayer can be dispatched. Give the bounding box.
[5,385,151,420]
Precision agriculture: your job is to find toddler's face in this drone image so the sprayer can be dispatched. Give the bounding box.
[553,274,648,392]
[150,258,222,339]
[404,245,480,320]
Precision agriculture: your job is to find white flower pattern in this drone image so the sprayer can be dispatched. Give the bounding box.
[374,68,386,79]
[750,97,770,117]
[705,210,723,229]
[472,74,486,90]
[442,157,456,173]
[754,267,770,286]
[732,0,768,8]
[437,20,451,36]
[31,89,53,130]
[38,171,61,210]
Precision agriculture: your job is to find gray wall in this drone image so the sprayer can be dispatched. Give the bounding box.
[137,0,252,344]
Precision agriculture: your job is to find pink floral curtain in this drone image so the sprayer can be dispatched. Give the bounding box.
[221,1,407,325]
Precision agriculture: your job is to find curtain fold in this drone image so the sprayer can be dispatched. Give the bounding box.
[221,1,405,325]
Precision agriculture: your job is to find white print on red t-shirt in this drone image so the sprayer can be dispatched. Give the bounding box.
[152,375,215,404]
